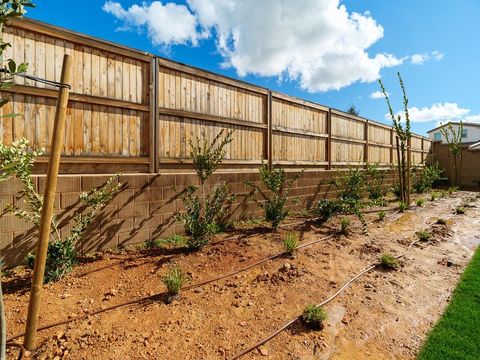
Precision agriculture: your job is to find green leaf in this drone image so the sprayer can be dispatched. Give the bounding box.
[16,62,27,73]
[7,59,16,74]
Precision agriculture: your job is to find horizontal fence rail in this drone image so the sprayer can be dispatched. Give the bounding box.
[0,18,432,173]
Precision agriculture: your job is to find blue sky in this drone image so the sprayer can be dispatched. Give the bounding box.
[28,0,480,135]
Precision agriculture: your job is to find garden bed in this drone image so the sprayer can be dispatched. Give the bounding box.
[4,191,480,360]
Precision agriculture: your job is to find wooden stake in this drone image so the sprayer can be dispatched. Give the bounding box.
[23,54,72,351]
[395,136,403,202]
[406,137,412,205]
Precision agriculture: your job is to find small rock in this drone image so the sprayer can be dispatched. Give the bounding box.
[446,260,454,267]
[258,346,269,356]
[55,331,65,340]
[239,321,247,327]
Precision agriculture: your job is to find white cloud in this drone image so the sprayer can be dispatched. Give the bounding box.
[464,114,480,123]
[102,1,207,47]
[387,102,470,123]
[104,0,407,92]
[369,90,387,99]
[410,51,444,65]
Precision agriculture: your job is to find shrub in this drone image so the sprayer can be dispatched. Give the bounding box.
[412,163,444,193]
[246,164,301,230]
[283,233,299,256]
[339,217,350,235]
[162,267,188,302]
[378,210,386,221]
[430,192,439,201]
[456,207,466,215]
[436,218,447,225]
[416,230,432,242]
[380,253,399,269]
[175,130,236,249]
[301,305,327,330]
[398,201,407,212]
[416,198,424,207]
[365,163,387,201]
[176,184,234,250]
[0,140,121,283]
[313,198,341,222]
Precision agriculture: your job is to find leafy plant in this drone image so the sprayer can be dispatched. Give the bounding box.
[436,218,447,225]
[312,198,341,222]
[365,163,386,202]
[162,267,188,303]
[439,122,464,186]
[430,192,439,201]
[246,163,301,230]
[413,163,444,193]
[448,186,458,194]
[0,140,121,283]
[398,201,407,212]
[379,73,412,205]
[301,305,327,330]
[416,198,424,207]
[176,183,234,250]
[380,253,399,270]
[455,207,465,215]
[283,233,299,257]
[378,210,386,221]
[416,230,432,242]
[339,217,350,235]
[175,130,236,249]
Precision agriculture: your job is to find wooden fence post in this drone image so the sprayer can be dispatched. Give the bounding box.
[23,54,72,351]
[326,109,332,170]
[390,128,394,165]
[149,57,159,173]
[364,120,369,167]
[266,91,272,169]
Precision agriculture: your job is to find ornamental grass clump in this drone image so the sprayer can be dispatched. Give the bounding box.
[378,210,386,221]
[339,217,350,235]
[380,253,399,270]
[301,305,327,330]
[416,198,424,207]
[162,267,188,303]
[175,130,236,250]
[246,163,301,230]
[283,233,299,257]
[436,218,447,225]
[455,206,466,215]
[398,201,407,213]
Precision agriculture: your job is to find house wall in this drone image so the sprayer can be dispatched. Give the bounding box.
[428,124,480,144]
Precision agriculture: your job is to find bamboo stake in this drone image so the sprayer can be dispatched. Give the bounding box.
[23,54,72,351]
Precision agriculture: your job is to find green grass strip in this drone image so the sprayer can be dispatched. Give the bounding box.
[417,246,480,360]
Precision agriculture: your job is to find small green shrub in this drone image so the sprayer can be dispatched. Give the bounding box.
[416,198,424,207]
[380,253,399,269]
[412,163,444,193]
[398,201,407,212]
[339,217,350,235]
[162,267,188,299]
[366,163,386,201]
[416,230,432,242]
[246,164,301,230]
[456,207,466,215]
[283,233,299,256]
[313,198,341,222]
[436,218,447,225]
[301,305,327,330]
[378,210,386,221]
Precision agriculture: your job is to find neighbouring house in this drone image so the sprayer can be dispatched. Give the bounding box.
[427,122,480,146]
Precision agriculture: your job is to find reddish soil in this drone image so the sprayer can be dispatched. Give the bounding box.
[4,191,480,360]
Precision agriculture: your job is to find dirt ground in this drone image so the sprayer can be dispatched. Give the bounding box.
[4,191,480,360]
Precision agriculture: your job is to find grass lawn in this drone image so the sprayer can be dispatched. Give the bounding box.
[417,246,480,360]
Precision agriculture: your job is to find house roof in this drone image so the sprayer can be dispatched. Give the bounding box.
[469,141,480,150]
[427,122,480,134]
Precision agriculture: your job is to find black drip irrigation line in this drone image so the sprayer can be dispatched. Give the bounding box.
[228,219,441,360]
[6,210,395,346]
[15,72,71,89]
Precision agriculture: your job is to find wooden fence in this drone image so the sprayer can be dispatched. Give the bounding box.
[0,18,432,173]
